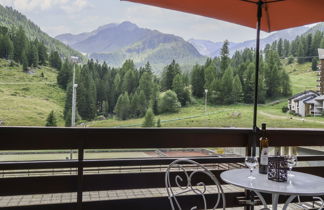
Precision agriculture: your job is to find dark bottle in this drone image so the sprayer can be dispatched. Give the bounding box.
[259,123,269,174]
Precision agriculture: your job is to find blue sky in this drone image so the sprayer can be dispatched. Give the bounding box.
[0,0,275,42]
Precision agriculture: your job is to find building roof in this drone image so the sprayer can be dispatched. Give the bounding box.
[319,48,324,60]
[304,95,319,104]
[299,94,317,103]
[289,90,318,101]
[315,95,324,101]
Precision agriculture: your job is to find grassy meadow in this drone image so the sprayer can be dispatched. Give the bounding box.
[0,59,65,126]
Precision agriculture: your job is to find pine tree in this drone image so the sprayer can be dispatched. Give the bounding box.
[114,92,131,120]
[142,108,155,127]
[232,75,243,103]
[283,39,290,57]
[172,74,188,106]
[45,111,57,126]
[77,65,97,120]
[220,40,230,74]
[139,71,153,101]
[57,59,73,89]
[150,84,159,115]
[311,31,323,56]
[38,42,48,65]
[204,63,216,91]
[297,41,305,64]
[49,51,62,70]
[281,71,292,96]
[22,51,28,72]
[13,26,27,63]
[264,50,281,98]
[305,34,312,59]
[102,100,109,117]
[277,38,283,57]
[130,90,147,118]
[122,69,137,94]
[27,43,39,67]
[0,34,14,59]
[161,60,181,91]
[221,67,234,104]
[191,64,205,98]
[243,63,255,103]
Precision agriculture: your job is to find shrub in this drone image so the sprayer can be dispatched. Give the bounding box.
[158,90,181,114]
[282,106,289,113]
[287,56,294,64]
[142,108,155,127]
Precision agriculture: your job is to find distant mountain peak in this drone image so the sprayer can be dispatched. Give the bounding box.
[55,21,206,72]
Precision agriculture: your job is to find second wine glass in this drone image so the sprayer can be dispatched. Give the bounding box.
[286,155,297,177]
[245,156,258,179]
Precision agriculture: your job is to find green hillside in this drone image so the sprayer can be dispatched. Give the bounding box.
[0,4,84,61]
[0,59,65,126]
[283,62,317,94]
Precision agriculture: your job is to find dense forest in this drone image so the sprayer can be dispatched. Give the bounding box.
[0,25,63,71]
[267,31,324,68]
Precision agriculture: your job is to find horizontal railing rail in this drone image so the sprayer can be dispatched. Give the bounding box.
[1,127,324,150]
[0,127,324,210]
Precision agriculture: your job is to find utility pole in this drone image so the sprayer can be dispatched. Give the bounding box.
[71,64,78,160]
[205,89,208,113]
[71,65,78,127]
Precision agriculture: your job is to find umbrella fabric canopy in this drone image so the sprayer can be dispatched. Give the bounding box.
[123,0,324,32]
[122,0,324,154]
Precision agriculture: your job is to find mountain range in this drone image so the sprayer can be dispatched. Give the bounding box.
[56,22,206,73]
[189,26,310,57]
[57,21,324,72]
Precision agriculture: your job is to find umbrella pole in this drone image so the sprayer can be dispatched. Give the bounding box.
[252,0,263,156]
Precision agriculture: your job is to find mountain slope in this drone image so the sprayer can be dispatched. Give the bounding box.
[0,4,84,61]
[304,22,324,35]
[0,59,65,126]
[189,25,309,57]
[56,21,206,72]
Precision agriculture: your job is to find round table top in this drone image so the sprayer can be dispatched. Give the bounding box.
[220,168,324,196]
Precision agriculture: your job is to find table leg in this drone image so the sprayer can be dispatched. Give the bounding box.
[272,193,279,210]
[254,191,268,209]
[282,195,296,210]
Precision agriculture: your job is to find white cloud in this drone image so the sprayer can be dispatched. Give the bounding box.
[0,0,90,13]
[61,0,92,13]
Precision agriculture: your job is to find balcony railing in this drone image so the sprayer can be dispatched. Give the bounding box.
[0,127,324,210]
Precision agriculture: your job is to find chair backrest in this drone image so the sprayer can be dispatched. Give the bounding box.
[165,158,226,210]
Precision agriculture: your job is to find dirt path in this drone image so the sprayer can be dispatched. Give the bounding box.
[259,111,324,125]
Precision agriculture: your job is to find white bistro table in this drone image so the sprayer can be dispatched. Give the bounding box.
[221,168,324,210]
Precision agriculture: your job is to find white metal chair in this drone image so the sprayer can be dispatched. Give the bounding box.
[165,158,226,210]
[294,196,324,210]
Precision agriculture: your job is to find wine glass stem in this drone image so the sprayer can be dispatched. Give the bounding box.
[289,167,292,175]
[250,168,253,176]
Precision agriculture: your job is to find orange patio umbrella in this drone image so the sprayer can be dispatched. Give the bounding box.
[122,0,324,154]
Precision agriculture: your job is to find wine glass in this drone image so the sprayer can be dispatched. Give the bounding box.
[286,155,297,177]
[245,156,258,179]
